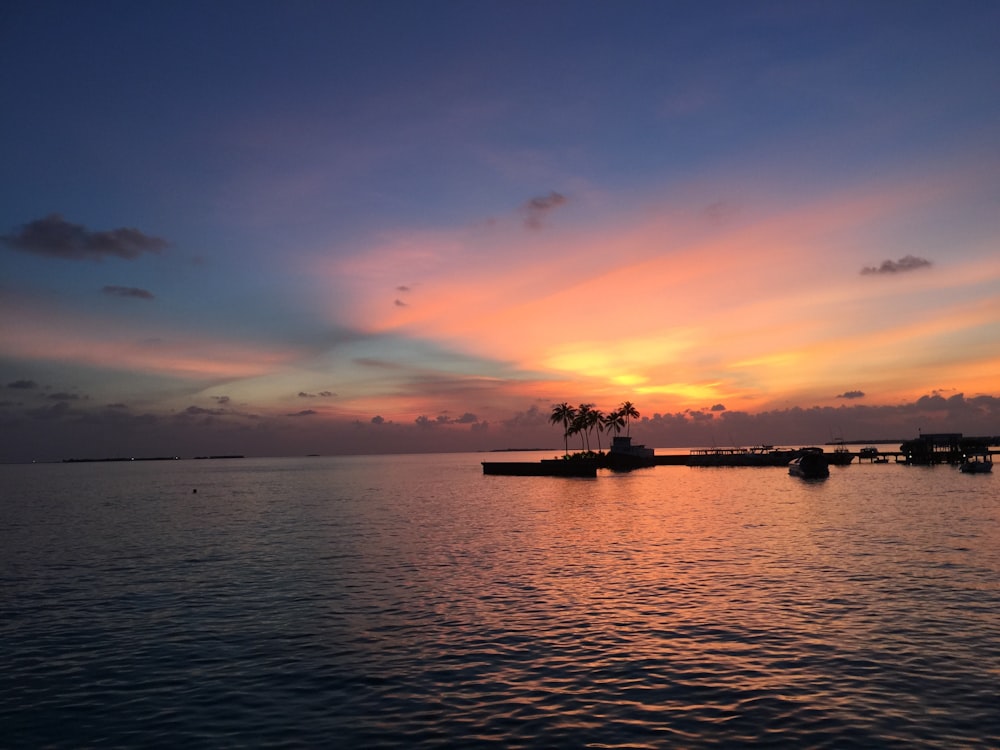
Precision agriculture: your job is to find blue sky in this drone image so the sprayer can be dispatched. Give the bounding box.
[2,1,999,460]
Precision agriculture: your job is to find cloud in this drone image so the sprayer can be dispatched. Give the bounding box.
[394,299,408,307]
[710,403,726,412]
[860,255,932,275]
[371,415,385,424]
[7,379,37,389]
[287,409,317,416]
[183,405,226,416]
[213,396,230,404]
[837,390,865,399]
[1,214,168,261]
[103,285,155,300]
[26,401,72,420]
[319,391,335,397]
[523,191,567,229]
[47,392,81,401]
[396,285,411,292]
[703,201,738,226]
[355,357,404,369]
[298,390,336,398]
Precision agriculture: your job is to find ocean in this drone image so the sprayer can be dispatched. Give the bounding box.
[2,452,998,748]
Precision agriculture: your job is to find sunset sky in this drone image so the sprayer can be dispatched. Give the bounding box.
[2,1,999,461]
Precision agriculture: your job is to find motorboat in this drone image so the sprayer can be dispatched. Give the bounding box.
[789,452,830,479]
[958,453,993,474]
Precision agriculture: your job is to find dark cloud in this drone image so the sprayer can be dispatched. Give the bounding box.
[704,201,738,226]
[26,401,72,420]
[319,391,335,397]
[394,299,408,307]
[183,405,226,416]
[7,379,37,389]
[212,396,230,404]
[298,391,315,398]
[523,191,567,229]
[710,403,726,412]
[287,409,317,417]
[371,415,385,424]
[454,412,478,424]
[397,285,411,292]
[837,390,865,399]
[860,255,932,275]
[415,415,433,428]
[2,214,168,261]
[501,404,547,429]
[47,392,80,401]
[103,285,154,300]
[355,357,403,369]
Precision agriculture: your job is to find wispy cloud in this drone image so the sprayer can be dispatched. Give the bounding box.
[837,390,865,399]
[184,405,226,416]
[523,191,567,229]
[860,255,932,275]
[7,379,37,389]
[2,214,167,261]
[103,285,155,300]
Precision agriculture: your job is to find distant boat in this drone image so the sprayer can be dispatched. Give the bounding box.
[829,440,854,466]
[958,453,993,474]
[789,452,830,479]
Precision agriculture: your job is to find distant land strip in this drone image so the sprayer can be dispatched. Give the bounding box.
[61,455,245,463]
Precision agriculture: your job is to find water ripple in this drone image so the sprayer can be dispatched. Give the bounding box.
[2,456,998,748]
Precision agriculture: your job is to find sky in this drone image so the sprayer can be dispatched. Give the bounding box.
[2,0,999,461]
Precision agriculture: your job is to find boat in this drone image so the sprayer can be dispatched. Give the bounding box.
[828,440,854,465]
[788,452,830,479]
[958,453,993,474]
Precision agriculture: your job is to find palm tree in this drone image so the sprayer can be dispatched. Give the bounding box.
[619,401,639,436]
[603,409,625,438]
[550,402,577,456]
[574,403,594,452]
[588,408,605,452]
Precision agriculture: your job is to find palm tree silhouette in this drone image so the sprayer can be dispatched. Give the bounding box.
[619,401,639,437]
[603,409,625,438]
[574,403,594,452]
[588,408,606,452]
[549,402,577,456]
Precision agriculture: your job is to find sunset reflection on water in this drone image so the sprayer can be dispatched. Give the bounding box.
[2,455,997,747]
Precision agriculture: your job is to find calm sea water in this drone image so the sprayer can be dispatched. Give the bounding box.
[2,452,998,748]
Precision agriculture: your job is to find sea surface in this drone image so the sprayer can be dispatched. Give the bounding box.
[2,452,998,748]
